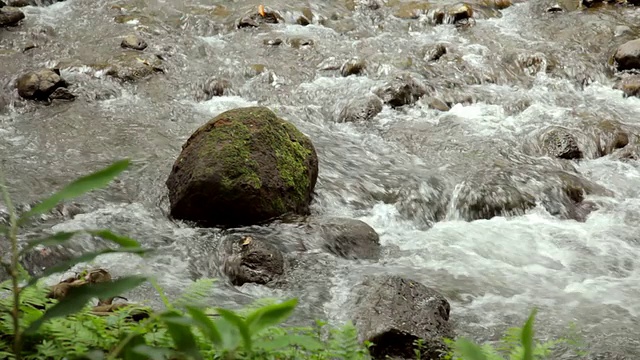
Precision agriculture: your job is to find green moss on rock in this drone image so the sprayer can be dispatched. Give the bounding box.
[166,106,318,227]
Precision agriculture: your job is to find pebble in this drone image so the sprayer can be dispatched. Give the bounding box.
[121,34,148,51]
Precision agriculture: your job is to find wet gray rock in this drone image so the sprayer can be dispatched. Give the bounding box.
[195,77,231,101]
[426,97,450,111]
[336,94,383,123]
[352,275,453,359]
[221,234,284,286]
[541,127,583,160]
[340,58,366,77]
[614,75,640,98]
[374,73,429,108]
[314,218,380,260]
[20,246,75,277]
[612,144,640,162]
[0,6,25,26]
[16,69,69,101]
[614,39,640,72]
[592,120,633,157]
[121,34,148,51]
[453,170,537,221]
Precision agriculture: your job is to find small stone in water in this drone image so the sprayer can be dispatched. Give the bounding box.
[23,42,36,52]
[614,26,632,37]
[288,38,314,48]
[296,15,310,26]
[546,4,564,12]
[263,38,282,46]
[426,97,450,112]
[121,34,148,51]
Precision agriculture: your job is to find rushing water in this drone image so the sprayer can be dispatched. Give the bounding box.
[2,0,640,357]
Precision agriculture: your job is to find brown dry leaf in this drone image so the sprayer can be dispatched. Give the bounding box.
[242,236,253,246]
[258,4,265,16]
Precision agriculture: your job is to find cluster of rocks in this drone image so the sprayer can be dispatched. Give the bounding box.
[14,31,152,102]
[161,105,453,358]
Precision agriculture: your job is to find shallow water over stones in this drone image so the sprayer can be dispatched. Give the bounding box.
[1,0,640,358]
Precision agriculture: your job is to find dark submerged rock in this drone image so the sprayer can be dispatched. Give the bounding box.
[581,0,605,7]
[6,0,32,7]
[222,235,284,286]
[425,44,447,62]
[452,167,611,222]
[237,6,283,28]
[446,3,473,24]
[614,39,640,72]
[374,73,429,108]
[352,275,453,359]
[546,4,564,12]
[0,6,24,27]
[166,107,319,228]
[614,75,640,98]
[49,87,76,101]
[612,144,640,162]
[592,120,632,157]
[195,77,231,101]
[341,58,366,77]
[16,69,68,101]
[121,34,148,51]
[541,127,583,160]
[336,94,383,123]
[20,246,74,277]
[313,218,380,260]
[87,52,163,82]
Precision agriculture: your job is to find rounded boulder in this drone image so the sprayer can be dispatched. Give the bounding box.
[166,106,318,227]
[614,39,640,72]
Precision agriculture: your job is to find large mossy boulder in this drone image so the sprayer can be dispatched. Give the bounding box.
[166,106,318,227]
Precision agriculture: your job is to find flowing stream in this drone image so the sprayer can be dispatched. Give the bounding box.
[1,0,640,358]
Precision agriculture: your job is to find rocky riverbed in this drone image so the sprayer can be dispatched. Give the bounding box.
[1,0,640,358]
